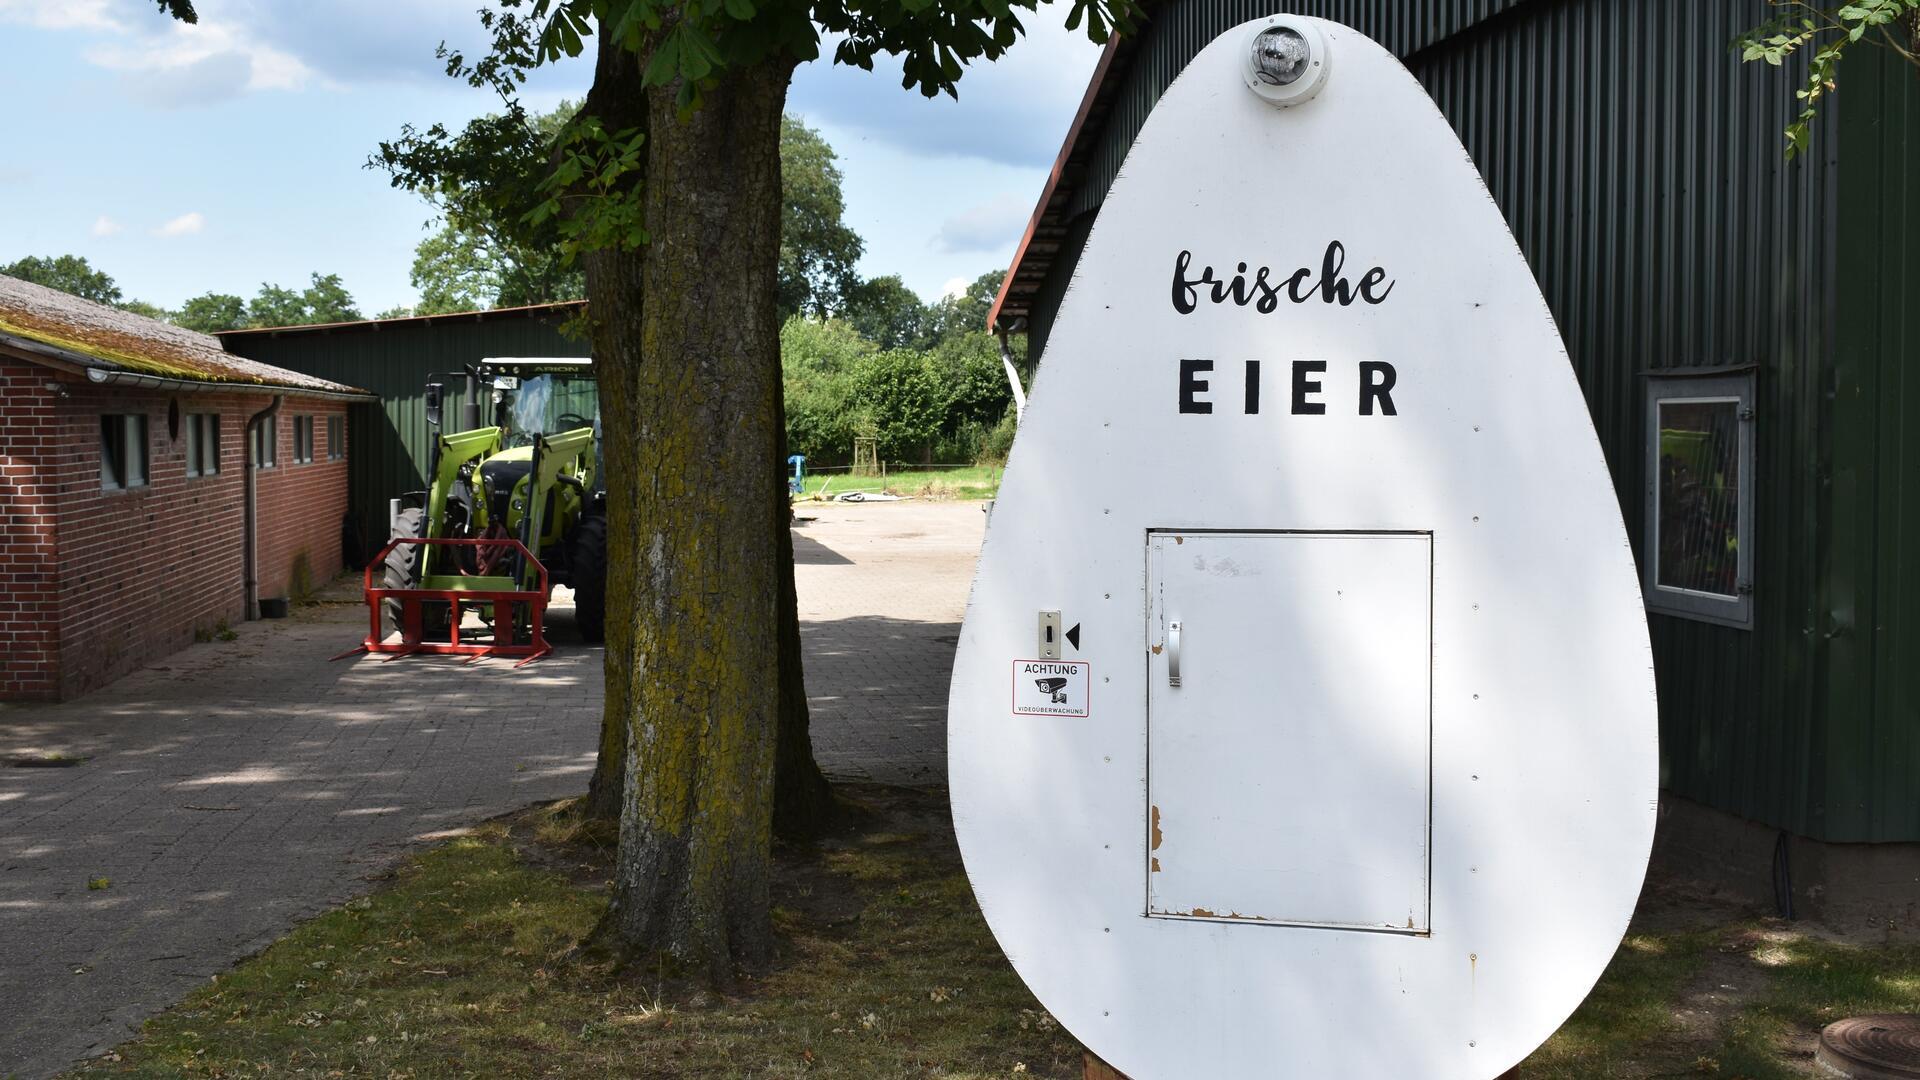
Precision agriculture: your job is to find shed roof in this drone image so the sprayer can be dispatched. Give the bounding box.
[0,274,370,396]
[986,35,1133,333]
[217,300,586,339]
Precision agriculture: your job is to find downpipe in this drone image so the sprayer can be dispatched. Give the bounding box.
[243,395,283,620]
[995,321,1028,423]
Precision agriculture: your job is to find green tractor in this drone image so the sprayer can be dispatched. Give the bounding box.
[384,359,607,645]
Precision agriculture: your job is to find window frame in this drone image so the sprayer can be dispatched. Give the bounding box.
[100,412,150,491]
[292,414,314,465]
[1643,372,1755,629]
[185,412,221,478]
[326,414,345,461]
[251,414,277,469]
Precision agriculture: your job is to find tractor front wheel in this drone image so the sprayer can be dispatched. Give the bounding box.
[383,507,450,643]
[568,512,607,643]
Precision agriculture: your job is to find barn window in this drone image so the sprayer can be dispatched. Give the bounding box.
[251,415,277,468]
[185,413,220,477]
[327,415,344,460]
[1643,373,1754,628]
[292,415,314,464]
[100,413,149,490]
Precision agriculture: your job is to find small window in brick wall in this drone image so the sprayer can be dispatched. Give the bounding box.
[100,413,149,490]
[327,415,344,461]
[252,415,277,468]
[185,413,220,477]
[292,415,314,464]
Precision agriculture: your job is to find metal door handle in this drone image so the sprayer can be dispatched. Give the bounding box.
[1168,620,1182,687]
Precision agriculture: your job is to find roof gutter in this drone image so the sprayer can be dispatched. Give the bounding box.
[82,367,372,401]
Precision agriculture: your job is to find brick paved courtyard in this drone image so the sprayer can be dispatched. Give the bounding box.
[0,500,983,1078]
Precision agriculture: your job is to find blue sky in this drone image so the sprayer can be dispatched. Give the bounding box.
[0,0,1103,314]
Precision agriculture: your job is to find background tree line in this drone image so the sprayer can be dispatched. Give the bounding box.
[4,111,1022,467]
[0,254,367,330]
[784,271,1021,467]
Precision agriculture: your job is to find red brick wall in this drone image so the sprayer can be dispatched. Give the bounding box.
[0,353,353,700]
[0,359,62,699]
[255,402,351,602]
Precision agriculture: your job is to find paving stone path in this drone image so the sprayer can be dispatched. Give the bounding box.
[0,500,984,1078]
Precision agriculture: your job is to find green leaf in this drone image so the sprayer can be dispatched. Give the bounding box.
[643,33,680,86]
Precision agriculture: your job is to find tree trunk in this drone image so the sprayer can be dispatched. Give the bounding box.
[772,397,835,840]
[580,37,648,826]
[587,54,797,981]
[578,71,834,837]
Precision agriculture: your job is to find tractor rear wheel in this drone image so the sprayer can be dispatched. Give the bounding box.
[383,507,450,643]
[568,512,607,643]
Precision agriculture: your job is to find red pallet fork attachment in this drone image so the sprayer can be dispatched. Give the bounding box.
[332,537,552,667]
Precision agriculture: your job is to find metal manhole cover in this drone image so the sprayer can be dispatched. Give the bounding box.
[1817,1015,1920,1078]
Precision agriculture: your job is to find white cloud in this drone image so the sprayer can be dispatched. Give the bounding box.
[7,0,564,103]
[154,211,205,237]
[84,14,312,104]
[790,9,1103,169]
[90,215,122,237]
[940,276,972,300]
[935,192,1034,255]
[0,0,124,31]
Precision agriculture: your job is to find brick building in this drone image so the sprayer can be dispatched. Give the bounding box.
[0,276,372,701]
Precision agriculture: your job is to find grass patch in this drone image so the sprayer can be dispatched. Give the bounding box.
[1711,931,1920,1079]
[798,466,1002,502]
[1517,930,1716,1077]
[68,789,1920,1079]
[72,787,1083,1079]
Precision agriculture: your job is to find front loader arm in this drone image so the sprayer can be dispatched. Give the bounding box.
[515,426,597,589]
[423,426,503,576]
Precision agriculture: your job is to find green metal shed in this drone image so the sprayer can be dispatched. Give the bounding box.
[989,0,1920,904]
[219,303,587,551]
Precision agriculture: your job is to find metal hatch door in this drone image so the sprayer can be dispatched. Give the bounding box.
[1146,530,1433,933]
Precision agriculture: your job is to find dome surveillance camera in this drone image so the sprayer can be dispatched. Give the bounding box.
[1242,17,1330,106]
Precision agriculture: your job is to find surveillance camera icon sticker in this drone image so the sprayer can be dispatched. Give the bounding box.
[1012,660,1091,717]
[1035,677,1071,703]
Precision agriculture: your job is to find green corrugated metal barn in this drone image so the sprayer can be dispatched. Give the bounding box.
[219,303,587,551]
[987,0,1919,911]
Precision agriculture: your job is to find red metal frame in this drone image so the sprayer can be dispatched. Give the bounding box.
[331,537,552,668]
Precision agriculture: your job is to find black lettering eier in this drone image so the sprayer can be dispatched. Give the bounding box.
[1179,359,1214,414]
[1291,360,1327,415]
[1360,361,1398,416]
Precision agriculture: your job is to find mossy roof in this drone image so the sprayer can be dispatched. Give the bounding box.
[0,274,368,395]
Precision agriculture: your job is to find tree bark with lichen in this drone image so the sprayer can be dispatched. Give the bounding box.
[584,47,804,980]
[578,42,834,846]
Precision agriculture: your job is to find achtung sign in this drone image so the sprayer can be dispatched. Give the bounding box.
[1011,660,1091,717]
[949,16,1658,1080]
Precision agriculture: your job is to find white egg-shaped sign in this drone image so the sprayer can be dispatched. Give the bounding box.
[949,16,1657,1080]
